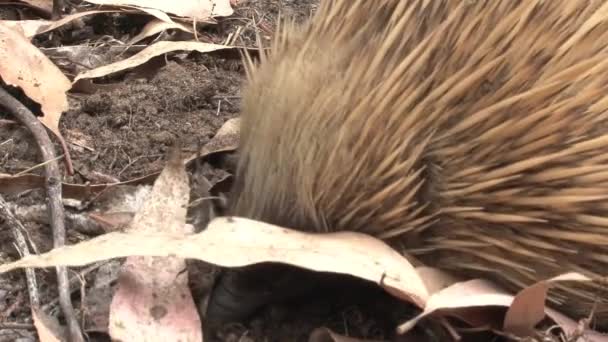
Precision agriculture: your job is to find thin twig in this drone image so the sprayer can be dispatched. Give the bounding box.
[0,322,36,330]
[15,154,65,176]
[0,87,84,342]
[0,194,40,308]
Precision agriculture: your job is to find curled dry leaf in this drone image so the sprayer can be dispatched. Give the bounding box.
[72,41,233,85]
[187,117,240,163]
[0,217,429,312]
[128,18,194,44]
[397,274,606,342]
[503,273,594,337]
[0,21,70,139]
[85,0,233,20]
[108,146,202,342]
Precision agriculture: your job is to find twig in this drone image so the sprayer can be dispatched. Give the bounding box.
[0,322,36,330]
[0,87,84,342]
[15,154,65,176]
[0,195,40,309]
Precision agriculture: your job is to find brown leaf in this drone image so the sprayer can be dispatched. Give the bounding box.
[0,21,70,138]
[186,117,240,163]
[72,41,234,85]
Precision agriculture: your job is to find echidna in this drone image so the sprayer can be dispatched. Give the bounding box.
[210,0,608,330]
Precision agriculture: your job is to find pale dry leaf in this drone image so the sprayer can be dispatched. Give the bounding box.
[398,274,605,341]
[108,146,202,342]
[503,272,593,337]
[128,18,194,44]
[397,279,511,334]
[73,41,233,84]
[2,10,119,38]
[0,21,71,137]
[32,308,66,342]
[308,327,387,342]
[85,0,233,20]
[0,217,429,310]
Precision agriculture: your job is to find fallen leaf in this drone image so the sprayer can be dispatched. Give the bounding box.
[397,275,606,341]
[0,21,70,140]
[32,308,66,342]
[85,0,233,20]
[128,18,194,44]
[2,10,119,38]
[73,41,234,85]
[0,216,429,311]
[186,117,240,163]
[397,279,511,334]
[503,273,593,337]
[109,146,202,341]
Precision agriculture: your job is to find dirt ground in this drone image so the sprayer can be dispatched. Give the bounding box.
[0,1,463,341]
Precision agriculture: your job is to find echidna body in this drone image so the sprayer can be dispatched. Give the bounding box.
[231,0,608,327]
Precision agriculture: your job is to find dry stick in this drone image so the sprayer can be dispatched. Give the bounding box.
[0,194,40,308]
[0,87,84,342]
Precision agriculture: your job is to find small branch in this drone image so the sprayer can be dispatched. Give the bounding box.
[0,194,40,308]
[0,87,84,342]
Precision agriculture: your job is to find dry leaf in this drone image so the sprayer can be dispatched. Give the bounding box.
[2,10,119,38]
[0,216,429,310]
[0,21,70,139]
[128,18,194,44]
[187,117,240,163]
[108,146,202,341]
[73,41,233,84]
[503,273,593,337]
[398,274,606,341]
[397,279,511,334]
[85,0,233,20]
[32,308,66,342]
